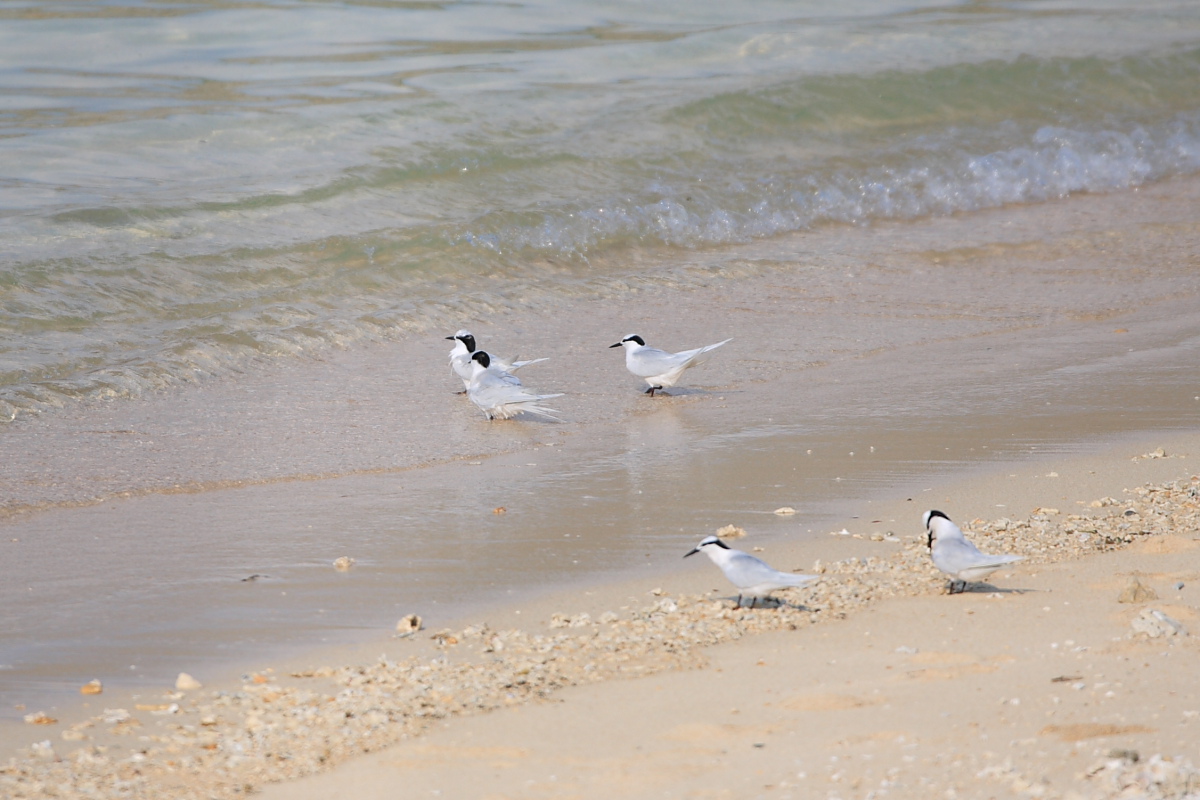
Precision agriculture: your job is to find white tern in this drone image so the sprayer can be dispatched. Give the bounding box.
[685,535,816,609]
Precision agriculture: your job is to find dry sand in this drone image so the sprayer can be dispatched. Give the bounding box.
[5,434,1200,799]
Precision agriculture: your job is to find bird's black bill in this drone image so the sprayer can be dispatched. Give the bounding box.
[608,342,622,348]
[445,336,456,340]
[683,548,699,558]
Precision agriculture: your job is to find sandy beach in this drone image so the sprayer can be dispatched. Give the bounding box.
[5,433,1200,798]
[3,177,1200,797]
[266,450,1200,800]
[6,3,1200,796]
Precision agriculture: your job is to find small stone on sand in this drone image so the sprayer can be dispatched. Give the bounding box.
[395,614,422,637]
[29,741,56,760]
[431,630,458,645]
[774,507,797,515]
[80,679,103,695]
[716,524,747,539]
[1118,576,1157,604]
[333,556,355,571]
[1130,608,1187,638]
[175,672,203,691]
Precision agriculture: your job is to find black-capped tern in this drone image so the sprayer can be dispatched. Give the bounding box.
[924,510,1024,594]
[447,330,547,392]
[608,334,732,396]
[685,535,816,609]
[467,351,562,421]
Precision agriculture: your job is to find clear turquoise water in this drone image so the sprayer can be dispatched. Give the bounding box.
[2,0,1200,416]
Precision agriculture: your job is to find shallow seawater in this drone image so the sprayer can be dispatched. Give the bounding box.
[3,0,1200,413]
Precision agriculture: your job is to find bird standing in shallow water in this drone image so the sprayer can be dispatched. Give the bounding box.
[447,330,547,392]
[684,535,817,609]
[924,509,1024,594]
[610,334,731,396]
[466,351,562,421]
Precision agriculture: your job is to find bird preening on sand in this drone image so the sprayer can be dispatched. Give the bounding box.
[447,330,547,392]
[684,535,817,609]
[466,351,562,421]
[609,334,731,396]
[924,510,1024,594]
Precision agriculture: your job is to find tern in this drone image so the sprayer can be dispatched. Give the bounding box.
[924,510,1024,594]
[684,535,817,609]
[447,330,547,392]
[467,351,562,421]
[609,334,732,396]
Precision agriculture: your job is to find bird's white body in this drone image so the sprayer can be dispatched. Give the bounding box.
[924,510,1024,593]
[467,352,562,421]
[685,535,816,608]
[611,334,731,395]
[447,330,547,391]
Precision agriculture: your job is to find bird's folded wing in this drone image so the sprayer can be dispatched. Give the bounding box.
[937,544,1023,573]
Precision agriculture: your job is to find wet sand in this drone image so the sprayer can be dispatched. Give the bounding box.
[264,442,1200,800]
[2,177,1200,792]
[4,434,1199,798]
